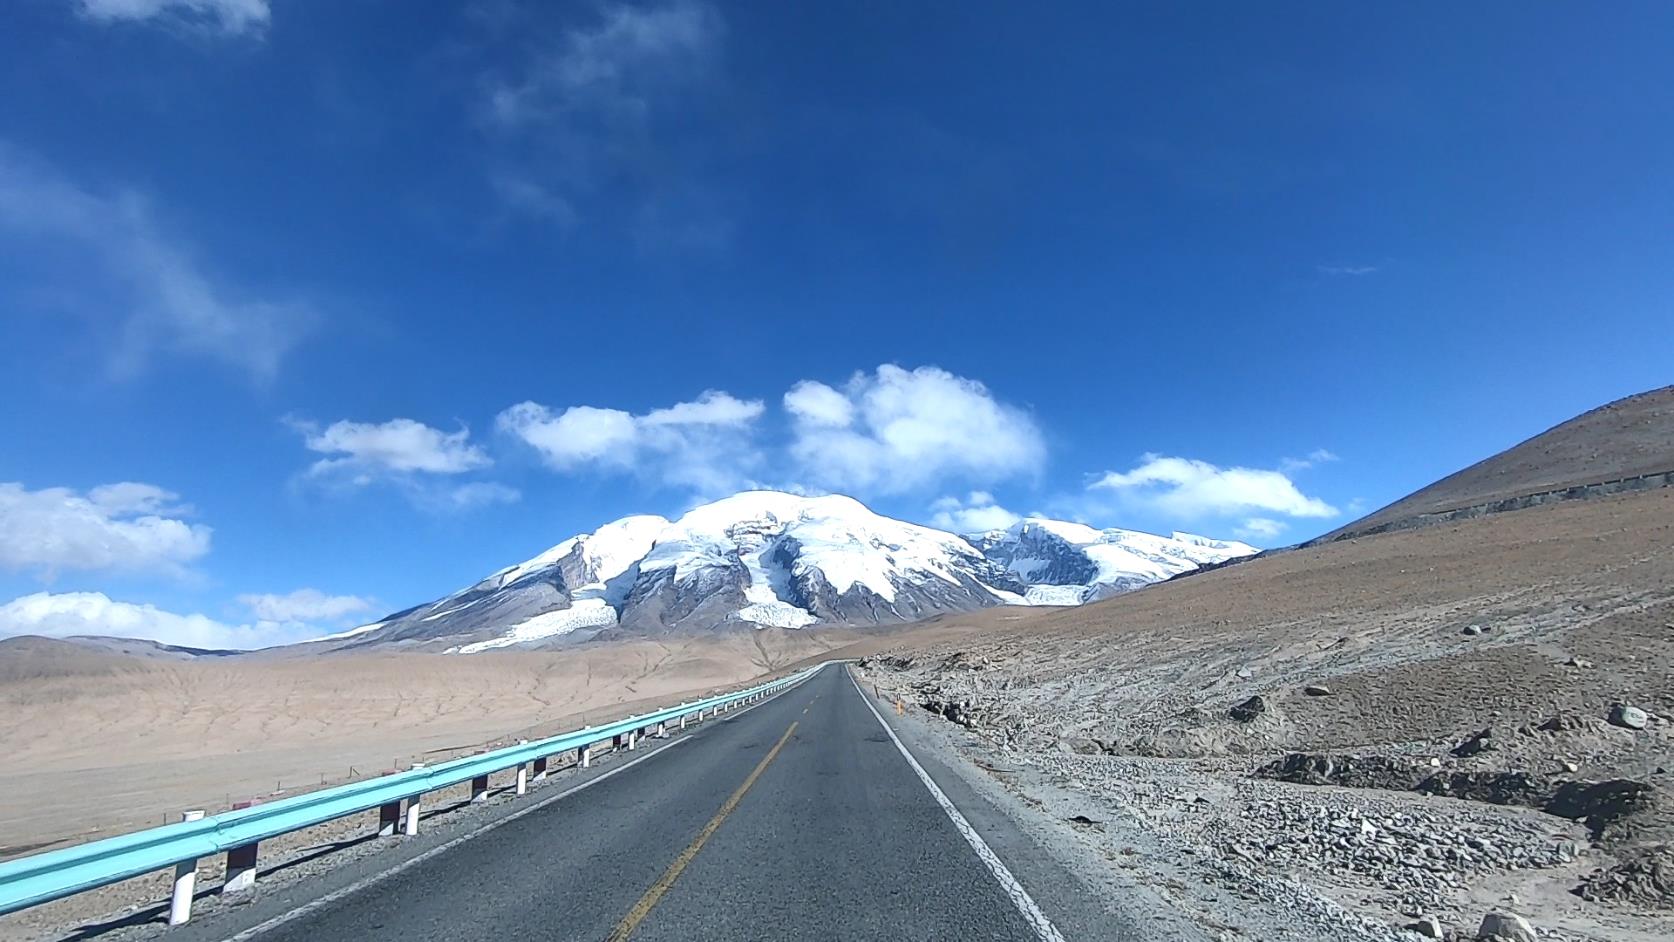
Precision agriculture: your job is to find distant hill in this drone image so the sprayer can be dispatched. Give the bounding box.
[1313,385,1674,544]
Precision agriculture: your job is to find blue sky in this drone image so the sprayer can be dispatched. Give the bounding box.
[2,1,1670,647]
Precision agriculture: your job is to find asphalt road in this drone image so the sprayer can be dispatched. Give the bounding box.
[188,663,1095,942]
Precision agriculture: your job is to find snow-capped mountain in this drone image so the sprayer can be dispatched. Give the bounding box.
[319,490,1254,654]
[971,519,1257,605]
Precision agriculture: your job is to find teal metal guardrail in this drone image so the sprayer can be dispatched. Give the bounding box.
[0,664,821,919]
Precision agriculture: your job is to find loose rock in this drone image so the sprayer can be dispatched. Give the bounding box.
[1229,695,1269,723]
[1452,729,1496,758]
[1304,684,1333,697]
[1608,704,1649,730]
[1405,914,1443,938]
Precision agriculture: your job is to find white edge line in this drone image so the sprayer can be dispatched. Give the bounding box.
[847,670,1068,942]
[220,740,687,942]
[220,670,814,942]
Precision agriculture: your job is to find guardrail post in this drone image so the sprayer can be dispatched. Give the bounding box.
[580,744,592,769]
[223,842,258,895]
[679,714,687,730]
[627,730,638,751]
[656,721,668,738]
[167,810,204,925]
[471,774,490,802]
[403,763,426,835]
[378,800,402,836]
[516,763,529,796]
[532,756,549,781]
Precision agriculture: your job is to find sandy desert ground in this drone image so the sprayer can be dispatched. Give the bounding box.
[0,628,852,860]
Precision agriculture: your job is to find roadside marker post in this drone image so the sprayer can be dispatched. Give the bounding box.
[167,810,204,925]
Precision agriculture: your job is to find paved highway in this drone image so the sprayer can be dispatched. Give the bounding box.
[172,664,1140,942]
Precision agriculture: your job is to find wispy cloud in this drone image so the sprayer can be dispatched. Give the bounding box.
[1235,517,1285,540]
[474,1,729,241]
[286,416,516,511]
[237,589,373,624]
[1279,448,1340,472]
[1318,265,1378,276]
[75,0,271,37]
[0,144,315,381]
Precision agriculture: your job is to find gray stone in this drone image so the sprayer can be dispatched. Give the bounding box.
[1229,694,1269,722]
[1463,624,1484,636]
[1452,728,1496,757]
[1405,914,1443,938]
[1303,684,1333,697]
[1609,703,1649,730]
[1477,911,1535,941]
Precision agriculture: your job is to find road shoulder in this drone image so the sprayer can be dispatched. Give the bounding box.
[849,669,1213,942]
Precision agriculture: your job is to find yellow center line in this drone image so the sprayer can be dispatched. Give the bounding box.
[604,721,800,942]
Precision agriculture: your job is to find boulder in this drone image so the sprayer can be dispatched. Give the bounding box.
[1463,624,1484,636]
[1476,911,1535,941]
[1303,684,1333,697]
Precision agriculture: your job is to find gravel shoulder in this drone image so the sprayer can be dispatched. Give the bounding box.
[857,488,1674,941]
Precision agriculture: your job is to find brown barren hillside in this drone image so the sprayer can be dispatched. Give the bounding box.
[859,390,1674,941]
[1317,384,1674,542]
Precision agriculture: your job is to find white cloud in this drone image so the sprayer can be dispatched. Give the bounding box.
[236,589,372,624]
[0,145,311,380]
[1091,454,1338,520]
[1318,265,1378,276]
[1235,517,1286,540]
[0,591,324,650]
[290,417,492,479]
[783,380,854,428]
[286,417,517,512]
[786,365,1044,495]
[929,491,1022,534]
[0,482,211,579]
[498,390,763,492]
[75,0,270,35]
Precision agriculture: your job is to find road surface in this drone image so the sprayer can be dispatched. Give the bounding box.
[170,663,1138,942]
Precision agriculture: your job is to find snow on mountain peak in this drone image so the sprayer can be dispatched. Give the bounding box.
[326,489,1256,653]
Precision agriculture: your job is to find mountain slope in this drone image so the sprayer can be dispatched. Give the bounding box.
[320,490,1253,654]
[1317,384,1674,543]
